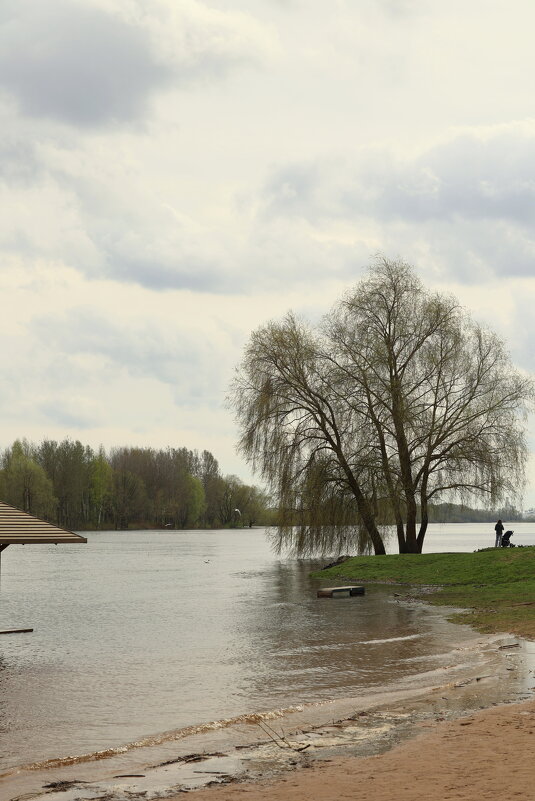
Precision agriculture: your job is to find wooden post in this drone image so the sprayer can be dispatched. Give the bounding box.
[0,544,9,581]
[0,629,33,635]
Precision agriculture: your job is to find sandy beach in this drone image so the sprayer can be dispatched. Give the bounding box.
[180,699,535,801]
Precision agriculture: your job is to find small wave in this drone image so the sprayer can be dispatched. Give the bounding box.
[2,705,306,776]
[359,634,425,645]
[276,643,349,656]
[401,649,467,664]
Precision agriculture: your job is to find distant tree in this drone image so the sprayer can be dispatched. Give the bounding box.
[216,476,270,528]
[107,446,204,528]
[112,469,147,529]
[169,448,205,528]
[241,485,271,527]
[217,475,243,526]
[89,446,114,527]
[0,440,57,518]
[426,502,525,523]
[230,258,534,555]
[199,450,224,527]
[110,446,159,522]
[34,438,92,528]
[179,474,205,528]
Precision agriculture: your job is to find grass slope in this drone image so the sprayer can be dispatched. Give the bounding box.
[312,547,535,640]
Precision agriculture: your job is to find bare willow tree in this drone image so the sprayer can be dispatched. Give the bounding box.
[231,314,387,555]
[230,258,534,555]
[326,258,534,552]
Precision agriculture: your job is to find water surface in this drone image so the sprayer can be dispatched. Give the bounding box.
[0,524,532,771]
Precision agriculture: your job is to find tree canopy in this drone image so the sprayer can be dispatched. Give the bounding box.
[230,258,534,555]
[0,439,271,530]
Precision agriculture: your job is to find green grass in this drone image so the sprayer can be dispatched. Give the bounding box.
[312,547,535,640]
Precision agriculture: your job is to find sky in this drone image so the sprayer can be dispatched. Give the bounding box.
[1,0,534,508]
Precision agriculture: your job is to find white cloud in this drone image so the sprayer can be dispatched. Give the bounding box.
[139,0,277,77]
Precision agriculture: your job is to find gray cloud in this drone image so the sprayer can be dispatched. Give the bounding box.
[0,137,40,185]
[378,0,420,17]
[254,0,419,18]
[30,308,228,404]
[0,139,240,292]
[261,163,324,220]
[84,205,239,293]
[38,401,98,430]
[375,133,535,225]
[98,253,230,293]
[0,1,171,127]
[3,93,535,296]
[259,127,535,283]
[0,0,274,128]
[0,0,170,126]
[262,131,535,226]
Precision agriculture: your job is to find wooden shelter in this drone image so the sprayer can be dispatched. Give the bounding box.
[0,501,86,566]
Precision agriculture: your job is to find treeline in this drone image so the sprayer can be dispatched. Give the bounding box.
[427,502,525,523]
[280,500,527,530]
[0,439,272,530]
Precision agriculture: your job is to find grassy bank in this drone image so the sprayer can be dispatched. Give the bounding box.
[312,547,535,640]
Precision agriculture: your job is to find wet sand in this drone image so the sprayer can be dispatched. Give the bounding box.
[181,698,535,801]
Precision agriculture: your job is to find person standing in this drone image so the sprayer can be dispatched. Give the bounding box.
[494,519,504,547]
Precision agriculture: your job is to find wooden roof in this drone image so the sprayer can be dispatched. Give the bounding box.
[0,502,87,544]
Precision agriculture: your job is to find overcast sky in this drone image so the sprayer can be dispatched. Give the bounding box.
[1,0,535,508]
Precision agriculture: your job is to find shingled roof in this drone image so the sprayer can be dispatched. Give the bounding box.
[0,502,87,545]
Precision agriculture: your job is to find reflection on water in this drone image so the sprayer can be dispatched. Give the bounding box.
[237,560,451,706]
[0,526,525,771]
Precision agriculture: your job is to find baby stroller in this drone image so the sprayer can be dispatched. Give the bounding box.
[501,530,515,547]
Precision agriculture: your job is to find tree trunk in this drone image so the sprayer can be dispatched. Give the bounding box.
[348,480,386,555]
[404,498,419,552]
[417,494,429,553]
[395,520,406,552]
[335,448,386,554]
[416,519,427,552]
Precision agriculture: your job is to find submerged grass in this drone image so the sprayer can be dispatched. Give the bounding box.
[312,547,535,640]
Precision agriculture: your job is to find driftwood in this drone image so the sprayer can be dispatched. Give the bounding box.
[113,774,146,778]
[257,719,310,752]
[156,752,226,767]
[43,781,88,790]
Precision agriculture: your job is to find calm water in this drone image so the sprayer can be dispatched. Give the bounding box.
[0,523,532,772]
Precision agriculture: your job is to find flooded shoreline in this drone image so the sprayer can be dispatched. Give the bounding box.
[1,527,514,773]
[3,624,534,801]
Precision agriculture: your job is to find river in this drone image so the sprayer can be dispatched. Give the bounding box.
[0,523,533,787]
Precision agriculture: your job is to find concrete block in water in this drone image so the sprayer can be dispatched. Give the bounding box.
[317,586,365,598]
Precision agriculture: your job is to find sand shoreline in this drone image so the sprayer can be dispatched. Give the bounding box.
[181,697,535,801]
